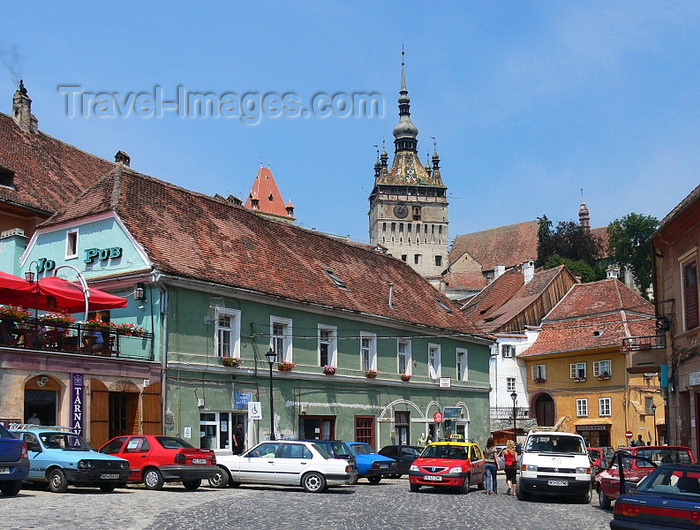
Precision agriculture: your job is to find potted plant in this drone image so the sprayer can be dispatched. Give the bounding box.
[222,356,244,368]
[365,369,378,379]
[533,377,546,384]
[322,365,336,375]
[115,322,148,336]
[278,361,297,372]
[38,312,75,327]
[83,319,112,331]
[400,373,411,382]
[0,305,32,322]
[598,371,611,381]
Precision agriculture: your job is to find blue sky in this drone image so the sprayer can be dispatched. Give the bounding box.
[2,1,699,245]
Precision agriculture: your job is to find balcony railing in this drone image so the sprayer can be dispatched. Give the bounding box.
[622,334,666,373]
[0,318,154,361]
[490,406,530,420]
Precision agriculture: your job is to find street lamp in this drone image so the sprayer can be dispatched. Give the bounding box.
[265,347,278,441]
[510,391,518,441]
[651,403,657,445]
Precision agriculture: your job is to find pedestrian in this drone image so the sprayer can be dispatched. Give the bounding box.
[426,433,433,444]
[27,411,41,425]
[233,421,245,454]
[503,439,518,495]
[634,434,643,447]
[483,437,500,495]
[417,432,426,447]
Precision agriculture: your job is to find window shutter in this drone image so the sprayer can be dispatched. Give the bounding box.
[684,262,699,329]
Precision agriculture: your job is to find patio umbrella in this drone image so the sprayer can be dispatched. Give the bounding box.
[0,271,38,306]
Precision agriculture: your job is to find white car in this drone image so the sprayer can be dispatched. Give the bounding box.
[210,440,353,493]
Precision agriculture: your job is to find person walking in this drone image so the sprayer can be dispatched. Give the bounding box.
[233,421,245,455]
[483,437,500,495]
[503,439,518,495]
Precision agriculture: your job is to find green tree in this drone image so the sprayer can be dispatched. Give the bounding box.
[545,254,599,283]
[607,213,658,297]
[536,217,604,269]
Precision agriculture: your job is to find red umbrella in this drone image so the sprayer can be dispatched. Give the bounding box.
[0,271,38,306]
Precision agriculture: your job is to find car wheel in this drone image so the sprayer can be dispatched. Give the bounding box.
[183,479,201,491]
[516,482,531,501]
[99,483,116,493]
[460,473,471,494]
[367,476,381,485]
[0,480,21,496]
[48,469,69,493]
[302,472,327,493]
[598,488,611,509]
[143,468,164,490]
[208,467,231,488]
[410,483,420,492]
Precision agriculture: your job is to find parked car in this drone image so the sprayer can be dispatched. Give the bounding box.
[297,440,358,484]
[213,440,353,493]
[10,424,129,493]
[587,446,606,478]
[594,445,694,509]
[517,431,591,503]
[610,463,700,529]
[99,435,218,490]
[347,441,397,484]
[0,423,29,496]
[408,441,485,493]
[378,444,422,478]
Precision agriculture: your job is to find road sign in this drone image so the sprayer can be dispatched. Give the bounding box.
[248,401,262,420]
[433,412,444,423]
[625,430,633,439]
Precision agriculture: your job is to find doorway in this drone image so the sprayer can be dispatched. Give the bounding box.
[24,375,60,426]
[534,394,555,426]
[300,416,335,440]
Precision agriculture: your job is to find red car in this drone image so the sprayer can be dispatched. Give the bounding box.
[594,445,694,509]
[99,435,218,490]
[408,442,485,493]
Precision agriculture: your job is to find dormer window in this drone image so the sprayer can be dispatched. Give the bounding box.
[435,298,452,314]
[324,269,347,289]
[0,166,15,188]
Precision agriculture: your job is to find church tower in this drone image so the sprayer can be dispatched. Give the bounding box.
[368,50,448,284]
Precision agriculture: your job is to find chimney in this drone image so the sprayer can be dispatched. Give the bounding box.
[12,80,38,133]
[494,264,506,279]
[523,259,535,284]
[114,150,131,167]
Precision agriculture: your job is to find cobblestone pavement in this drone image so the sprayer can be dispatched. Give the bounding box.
[3,477,613,530]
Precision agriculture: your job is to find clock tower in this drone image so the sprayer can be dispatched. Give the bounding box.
[368,50,448,285]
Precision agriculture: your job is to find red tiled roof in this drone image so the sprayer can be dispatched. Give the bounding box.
[521,278,655,356]
[444,271,487,291]
[243,167,294,219]
[0,112,115,215]
[450,221,539,271]
[44,167,485,336]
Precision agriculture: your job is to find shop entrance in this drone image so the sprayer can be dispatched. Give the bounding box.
[300,416,335,440]
[24,375,60,426]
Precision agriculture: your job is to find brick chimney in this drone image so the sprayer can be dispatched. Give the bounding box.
[12,80,38,133]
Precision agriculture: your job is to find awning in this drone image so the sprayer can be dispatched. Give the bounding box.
[574,418,613,431]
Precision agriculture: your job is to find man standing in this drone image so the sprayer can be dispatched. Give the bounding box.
[233,421,245,454]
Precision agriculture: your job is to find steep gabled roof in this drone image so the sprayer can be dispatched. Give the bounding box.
[449,221,539,271]
[243,167,295,220]
[0,112,115,215]
[521,278,655,356]
[44,167,485,337]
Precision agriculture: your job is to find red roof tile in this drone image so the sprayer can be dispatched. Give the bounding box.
[450,221,539,271]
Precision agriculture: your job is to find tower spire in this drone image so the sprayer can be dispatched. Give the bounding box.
[392,46,418,153]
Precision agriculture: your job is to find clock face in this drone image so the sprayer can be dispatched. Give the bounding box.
[394,204,409,218]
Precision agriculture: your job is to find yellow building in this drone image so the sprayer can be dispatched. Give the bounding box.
[520,278,664,447]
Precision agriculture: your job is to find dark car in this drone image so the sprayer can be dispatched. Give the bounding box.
[611,463,700,529]
[0,423,29,496]
[378,445,422,478]
[299,440,358,484]
[595,445,694,509]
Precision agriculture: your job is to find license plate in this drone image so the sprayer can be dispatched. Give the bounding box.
[547,480,568,487]
[423,475,443,481]
[192,458,207,465]
[0,467,9,474]
[100,473,120,480]
[379,463,389,468]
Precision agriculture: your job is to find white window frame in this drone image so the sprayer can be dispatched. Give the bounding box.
[599,397,612,416]
[576,399,588,417]
[506,377,515,393]
[318,325,337,368]
[397,339,412,376]
[215,308,241,358]
[456,348,468,381]
[66,228,79,260]
[531,364,547,381]
[428,343,441,379]
[593,360,612,377]
[270,316,293,363]
[360,331,377,371]
[570,362,587,380]
[501,344,515,358]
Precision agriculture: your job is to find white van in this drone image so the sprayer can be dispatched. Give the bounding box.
[517,431,592,503]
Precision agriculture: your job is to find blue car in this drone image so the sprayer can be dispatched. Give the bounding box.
[0,423,29,496]
[611,463,700,529]
[346,441,397,484]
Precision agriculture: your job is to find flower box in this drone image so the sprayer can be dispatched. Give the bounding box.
[322,365,336,375]
[83,319,112,331]
[533,377,546,384]
[573,378,587,383]
[114,322,148,336]
[278,361,297,372]
[38,312,76,327]
[222,356,244,368]
[365,369,378,379]
[400,374,411,382]
[598,375,611,381]
[0,305,32,321]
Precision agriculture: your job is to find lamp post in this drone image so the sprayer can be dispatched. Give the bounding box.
[265,347,277,441]
[651,403,657,445]
[510,391,518,442]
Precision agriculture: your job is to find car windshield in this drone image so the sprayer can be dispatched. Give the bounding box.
[637,467,700,496]
[351,443,376,455]
[633,448,693,468]
[420,444,470,460]
[40,431,90,451]
[156,436,194,449]
[312,444,331,459]
[525,435,585,454]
